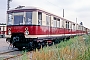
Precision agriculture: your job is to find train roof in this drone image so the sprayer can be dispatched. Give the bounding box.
[0,23,6,25]
[7,6,81,26]
[8,6,36,10]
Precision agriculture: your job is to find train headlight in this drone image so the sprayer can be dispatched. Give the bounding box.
[8,28,11,35]
[25,31,29,35]
[8,31,11,35]
[25,27,29,35]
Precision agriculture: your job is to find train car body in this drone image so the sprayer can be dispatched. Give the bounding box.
[6,6,88,50]
[0,24,6,38]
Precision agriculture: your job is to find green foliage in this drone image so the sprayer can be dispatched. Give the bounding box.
[57,37,77,48]
[21,50,28,60]
[0,58,3,60]
[21,35,90,60]
[77,34,90,60]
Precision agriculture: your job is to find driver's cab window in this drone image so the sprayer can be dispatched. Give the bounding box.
[14,12,24,25]
[26,12,32,25]
[8,13,13,25]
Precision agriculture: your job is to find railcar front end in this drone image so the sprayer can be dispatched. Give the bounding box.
[6,8,43,50]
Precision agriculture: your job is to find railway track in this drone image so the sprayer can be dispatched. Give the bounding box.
[0,50,22,60]
[0,50,17,55]
[0,50,33,60]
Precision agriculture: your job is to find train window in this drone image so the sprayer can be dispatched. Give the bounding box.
[68,22,69,29]
[78,25,79,30]
[38,12,42,25]
[14,15,23,25]
[66,21,68,28]
[8,13,13,25]
[66,21,69,29]
[46,15,50,26]
[73,24,75,30]
[53,17,57,27]
[57,19,60,28]
[70,23,72,29]
[76,24,78,30]
[61,20,64,28]
[26,12,32,25]
[79,25,81,30]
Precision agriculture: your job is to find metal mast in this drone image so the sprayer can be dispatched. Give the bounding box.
[63,9,65,36]
[63,9,64,18]
[76,18,77,36]
[7,0,12,25]
[7,0,12,10]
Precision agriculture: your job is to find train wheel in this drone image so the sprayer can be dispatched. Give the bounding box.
[1,35,3,38]
[27,42,33,51]
[47,41,53,46]
[37,43,41,49]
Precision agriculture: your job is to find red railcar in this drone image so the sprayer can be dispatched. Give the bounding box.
[6,6,88,50]
[0,24,6,38]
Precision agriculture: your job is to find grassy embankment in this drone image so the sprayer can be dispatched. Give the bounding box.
[21,35,90,60]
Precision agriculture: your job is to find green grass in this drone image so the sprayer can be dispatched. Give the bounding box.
[21,51,28,60]
[21,34,90,60]
[0,58,4,60]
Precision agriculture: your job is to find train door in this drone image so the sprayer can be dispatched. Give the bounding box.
[0,26,1,35]
[49,16,51,37]
[46,15,51,37]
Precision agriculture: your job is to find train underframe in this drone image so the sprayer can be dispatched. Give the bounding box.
[6,33,76,50]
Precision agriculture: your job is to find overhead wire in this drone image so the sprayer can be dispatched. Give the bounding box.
[44,0,63,10]
[41,0,64,17]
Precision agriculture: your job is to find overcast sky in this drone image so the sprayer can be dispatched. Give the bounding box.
[0,0,90,28]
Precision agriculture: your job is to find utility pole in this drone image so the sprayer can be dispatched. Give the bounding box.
[7,0,12,25]
[7,0,12,10]
[76,18,77,36]
[80,22,83,35]
[63,9,64,18]
[63,9,65,37]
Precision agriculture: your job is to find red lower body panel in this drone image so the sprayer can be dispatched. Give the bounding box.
[7,25,86,35]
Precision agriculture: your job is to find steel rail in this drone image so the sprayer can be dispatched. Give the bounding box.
[3,51,33,60]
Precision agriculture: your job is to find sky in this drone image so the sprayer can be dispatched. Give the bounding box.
[0,0,90,28]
